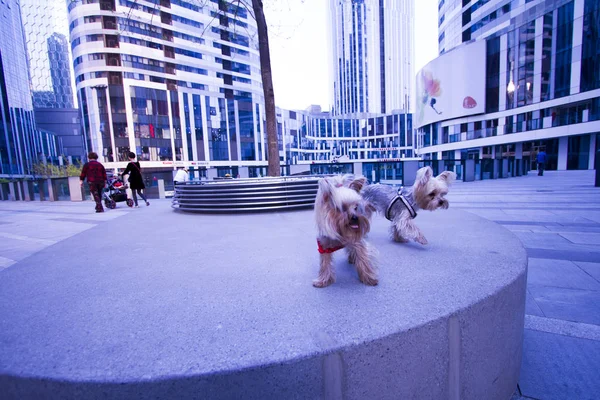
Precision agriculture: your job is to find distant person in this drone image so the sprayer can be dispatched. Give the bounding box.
[537,150,547,176]
[80,151,107,213]
[173,167,189,184]
[121,152,149,207]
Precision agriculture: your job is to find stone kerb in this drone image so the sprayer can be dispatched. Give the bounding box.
[0,208,527,400]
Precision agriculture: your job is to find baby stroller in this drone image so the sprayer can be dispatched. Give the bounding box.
[102,176,134,209]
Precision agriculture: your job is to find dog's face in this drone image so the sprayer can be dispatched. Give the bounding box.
[412,167,456,211]
[315,175,374,242]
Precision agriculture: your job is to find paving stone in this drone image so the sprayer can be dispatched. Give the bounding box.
[503,209,557,217]
[520,329,600,400]
[528,286,600,325]
[0,237,50,263]
[504,225,550,233]
[574,261,600,283]
[0,256,16,270]
[545,225,600,233]
[525,315,600,341]
[526,249,600,263]
[512,232,575,248]
[525,290,545,317]
[560,232,600,245]
[527,258,600,291]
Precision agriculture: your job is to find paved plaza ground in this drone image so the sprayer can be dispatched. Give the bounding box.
[0,170,599,399]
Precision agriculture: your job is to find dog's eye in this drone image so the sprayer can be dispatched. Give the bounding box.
[342,204,348,212]
[429,192,436,198]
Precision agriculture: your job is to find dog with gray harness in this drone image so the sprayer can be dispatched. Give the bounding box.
[361,166,456,245]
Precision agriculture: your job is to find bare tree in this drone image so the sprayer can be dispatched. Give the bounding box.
[250,0,279,176]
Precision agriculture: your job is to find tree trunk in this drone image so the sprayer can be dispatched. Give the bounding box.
[252,0,280,177]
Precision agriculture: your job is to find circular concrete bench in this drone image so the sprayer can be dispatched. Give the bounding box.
[0,208,526,400]
[172,177,319,213]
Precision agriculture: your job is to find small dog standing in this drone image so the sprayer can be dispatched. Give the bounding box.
[314,175,377,288]
[361,166,456,245]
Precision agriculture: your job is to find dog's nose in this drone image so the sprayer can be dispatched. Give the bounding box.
[438,200,444,206]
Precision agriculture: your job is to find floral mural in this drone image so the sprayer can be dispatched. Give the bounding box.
[417,70,443,125]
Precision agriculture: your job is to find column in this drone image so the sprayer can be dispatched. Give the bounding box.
[207,168,218,180]
[47,178,56,201]
[8,182,16,201]
[589,134,597,170]
[515,142,524,176]
[238,167,249,178]
[558,136,569,170]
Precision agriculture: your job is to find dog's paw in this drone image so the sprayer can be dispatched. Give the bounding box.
[359,275,379,286]
[313,277,334,288]
[415,236,428,245]
[393,235,409,243]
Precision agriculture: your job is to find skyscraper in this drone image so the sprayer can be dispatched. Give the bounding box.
[20,0,74,109]
[47,32,75,108]
[330,0,414,116]
[0,0,62,175]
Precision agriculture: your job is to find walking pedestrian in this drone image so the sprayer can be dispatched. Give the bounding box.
[80,152,107,213]
[537,150,547,176]
[121,152,149,207]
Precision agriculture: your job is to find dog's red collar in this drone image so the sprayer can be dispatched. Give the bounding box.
[317,240,344,254]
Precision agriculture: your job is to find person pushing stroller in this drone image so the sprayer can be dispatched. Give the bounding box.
[121,152,149,208]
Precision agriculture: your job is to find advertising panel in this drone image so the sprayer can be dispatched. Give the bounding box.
[415,40,486,129]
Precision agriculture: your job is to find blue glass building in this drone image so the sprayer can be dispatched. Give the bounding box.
[0,0,62,176]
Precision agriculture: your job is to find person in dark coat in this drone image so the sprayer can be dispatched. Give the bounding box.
[80,151,107,213]
[536,150,547,176]
[121,152,149,207]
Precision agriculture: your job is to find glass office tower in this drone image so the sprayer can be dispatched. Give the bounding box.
[0,0,62,176]
[330,0,414,115]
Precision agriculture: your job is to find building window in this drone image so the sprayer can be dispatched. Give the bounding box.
[567,135,591,170]
[541,13,553,101]
[554,1,574,99]
[486,37,500,113]
[581,0,600,92]
[517,21,535,107]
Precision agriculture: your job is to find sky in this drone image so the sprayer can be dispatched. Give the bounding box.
[264,0,439,112]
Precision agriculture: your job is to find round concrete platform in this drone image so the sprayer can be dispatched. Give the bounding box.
[0,206,527,400]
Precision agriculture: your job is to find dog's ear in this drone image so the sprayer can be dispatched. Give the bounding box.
[365,201,376,214]
[348,176,367,193]
[437,171,457,185]
[318,177,336,205]
[415,166,433,189]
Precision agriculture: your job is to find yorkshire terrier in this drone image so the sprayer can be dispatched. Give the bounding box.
[361,166,456,245]
[313,175,377,288]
